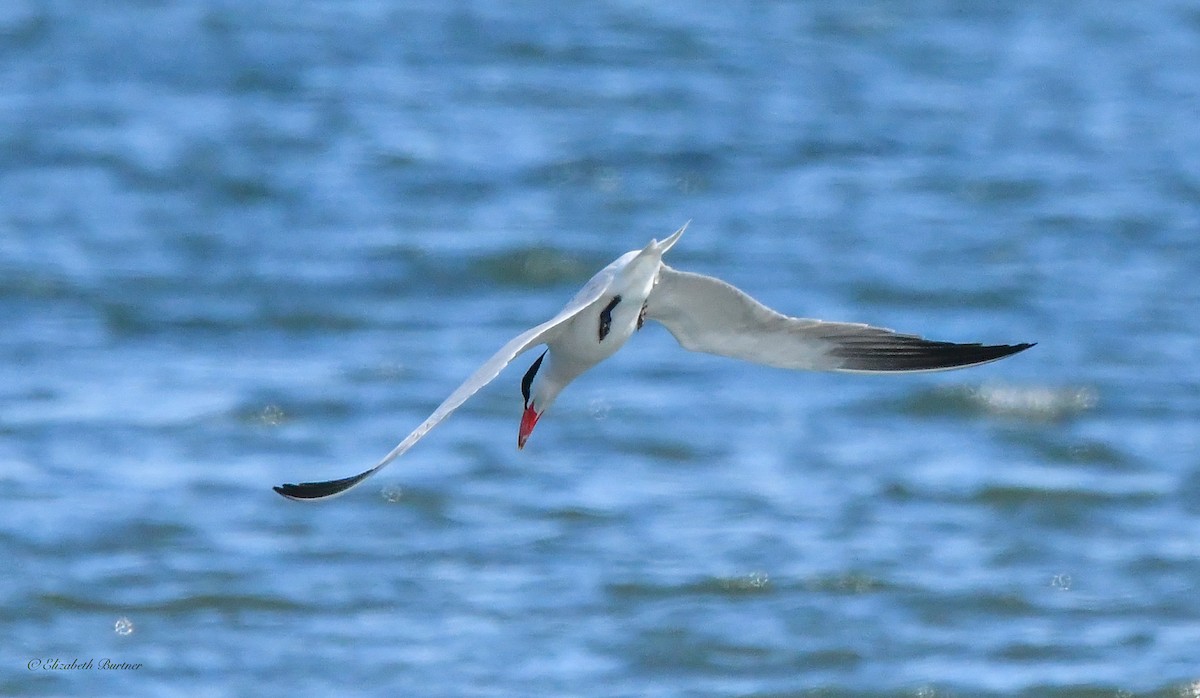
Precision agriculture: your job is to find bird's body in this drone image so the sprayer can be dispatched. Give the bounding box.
[275,224,1032,501]
[541,251,649,381]
[519,239,672,444]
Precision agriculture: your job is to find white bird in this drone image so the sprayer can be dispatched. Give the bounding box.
[275,223,1033,501]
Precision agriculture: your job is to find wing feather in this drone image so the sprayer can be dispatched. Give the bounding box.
[644,266,1033,373]
[274,265,617,501]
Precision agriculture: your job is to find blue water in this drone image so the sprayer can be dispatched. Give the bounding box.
[4,1,1200,696]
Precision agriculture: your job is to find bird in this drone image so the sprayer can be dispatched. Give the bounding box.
[274,223,1033,501]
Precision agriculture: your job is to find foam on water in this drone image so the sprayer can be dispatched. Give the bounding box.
[970,384,1099,421]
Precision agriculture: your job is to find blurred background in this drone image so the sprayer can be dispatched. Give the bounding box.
[3,1,1199,696]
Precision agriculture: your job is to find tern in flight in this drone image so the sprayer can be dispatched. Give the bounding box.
[275,223,1033,501]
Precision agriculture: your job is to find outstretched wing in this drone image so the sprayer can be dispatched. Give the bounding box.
[644,265,1033,373]
[274,264,619,501]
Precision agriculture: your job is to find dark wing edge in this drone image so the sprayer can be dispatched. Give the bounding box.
[273,469,377,501]
[829,335,1035,373]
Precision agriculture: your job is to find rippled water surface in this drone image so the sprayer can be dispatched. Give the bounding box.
[4,2,1200,696]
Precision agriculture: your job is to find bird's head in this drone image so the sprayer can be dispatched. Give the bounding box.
[518,349,556,449]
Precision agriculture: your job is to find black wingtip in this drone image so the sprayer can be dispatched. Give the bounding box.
[945,340,1037,367]
[831,337,1036,373]
[274,469,375,501]
[1005,341,1037,356]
